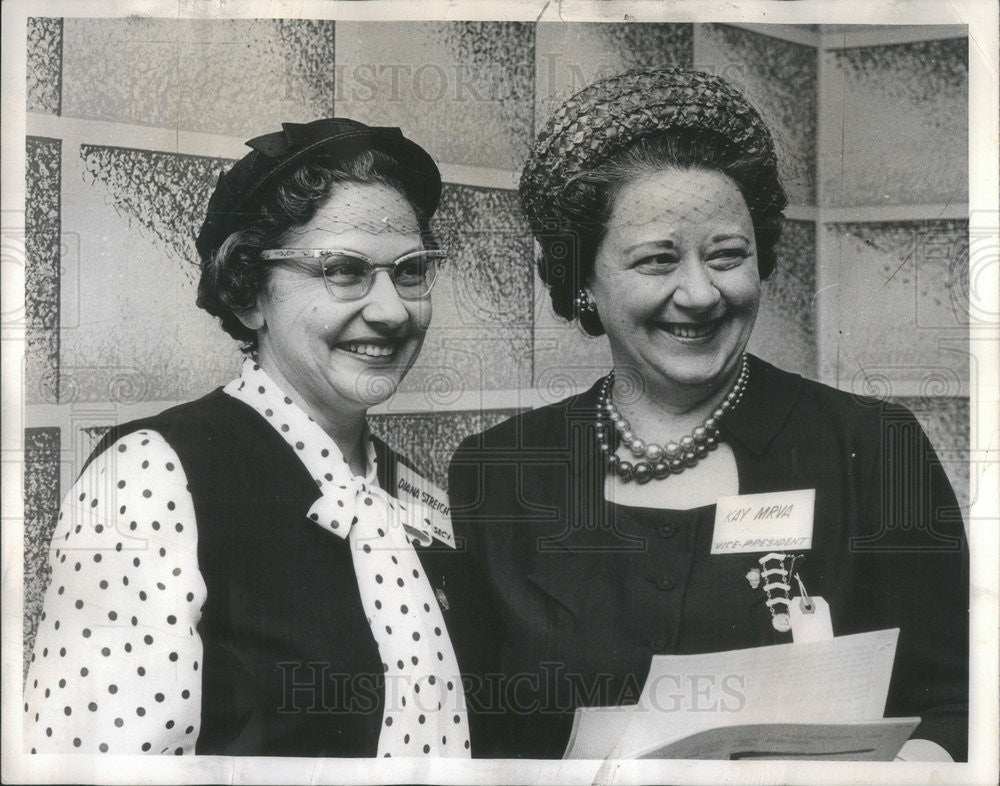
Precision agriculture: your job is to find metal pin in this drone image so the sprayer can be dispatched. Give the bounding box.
[795,572,814,613]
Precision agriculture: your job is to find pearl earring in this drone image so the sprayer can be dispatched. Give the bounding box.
[574,289,597,315]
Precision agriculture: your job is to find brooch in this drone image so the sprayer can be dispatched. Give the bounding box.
[754,552,805,632]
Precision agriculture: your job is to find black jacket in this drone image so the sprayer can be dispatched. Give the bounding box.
[448,355,968,760]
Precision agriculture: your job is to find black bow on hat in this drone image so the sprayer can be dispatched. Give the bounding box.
[195,118,442,261]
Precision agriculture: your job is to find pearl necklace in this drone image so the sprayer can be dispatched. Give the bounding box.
[596,354,750,483]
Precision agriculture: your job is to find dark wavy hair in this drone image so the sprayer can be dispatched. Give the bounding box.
[196,150,434,353]
[536,129,786,336]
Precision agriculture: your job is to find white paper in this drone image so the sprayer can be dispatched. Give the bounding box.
[634,718,921,761]
[564,706,637,760]
[617,629,900,758]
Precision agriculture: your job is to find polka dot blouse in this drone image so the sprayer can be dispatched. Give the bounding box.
[24,359,469,757]
[23,429,205,754]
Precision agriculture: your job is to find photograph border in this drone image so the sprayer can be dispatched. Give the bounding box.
[2,1,997,784]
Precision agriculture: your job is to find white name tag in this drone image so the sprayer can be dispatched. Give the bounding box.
[790,596,834,643]
[711,489,815,554]
[394,463,456,549]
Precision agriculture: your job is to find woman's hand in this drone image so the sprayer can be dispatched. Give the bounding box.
[894,738,955,762]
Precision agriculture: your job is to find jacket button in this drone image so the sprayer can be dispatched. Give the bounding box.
[656,576,676,591]
[650,635,667,651]
[658,523,676,538]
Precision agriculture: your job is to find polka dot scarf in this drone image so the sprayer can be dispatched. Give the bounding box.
[224,360,470,758]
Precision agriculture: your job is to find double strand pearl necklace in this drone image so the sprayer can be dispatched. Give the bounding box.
[596,354,750,483]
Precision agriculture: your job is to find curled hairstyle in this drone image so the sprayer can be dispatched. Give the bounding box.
[536,129,786,336]
[196,150,434,352]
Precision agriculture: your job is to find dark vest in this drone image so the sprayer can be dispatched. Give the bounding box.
[87,389,468,756]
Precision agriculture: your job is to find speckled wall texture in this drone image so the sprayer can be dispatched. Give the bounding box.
[370,410,522,490]
[26,137,61,404]
[535,23,692,127]
[23,428,61,676]
[79,145,232,280]
[695,24,817,207]
[821,219,969,393]
[61,18,336,136]
[404,183,534,395]
[61,144,241,403]
[336,21,535,171]
[747,220,817,377]
[821,38,967,206]
[27,17,62,115]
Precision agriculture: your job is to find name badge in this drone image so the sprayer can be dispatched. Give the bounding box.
[711,489,815,554]
[394,463,456,549]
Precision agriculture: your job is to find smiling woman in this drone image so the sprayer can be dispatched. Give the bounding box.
[245,184,434,462]
[23,119,472,757]
[447,68,968,762]
[590,168,760,415]
[584,166,760,504]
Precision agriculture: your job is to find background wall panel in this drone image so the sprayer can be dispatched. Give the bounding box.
[895,395,970,511]
[25,136,62,404]
[695,24,817,207]
[23,427,61,679]
[60,19,337,135]
[405,184,534,395]
[335,21,535,172]
[534,22,692,127]
[819,38,967,207]
[26,16,61,116]
[820,219,969,396]
[60,145,240,404]
[747,219,817,377]
[369,410,522,490]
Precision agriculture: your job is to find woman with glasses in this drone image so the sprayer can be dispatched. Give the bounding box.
[24,119,470,758]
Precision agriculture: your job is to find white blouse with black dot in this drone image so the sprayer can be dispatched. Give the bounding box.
[24,429,205,754]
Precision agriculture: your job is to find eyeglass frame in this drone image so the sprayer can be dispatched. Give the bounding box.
[258,247,446,301]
